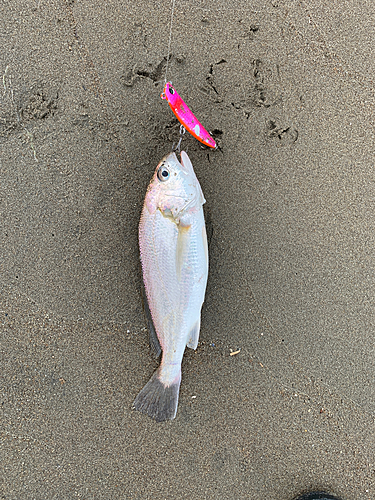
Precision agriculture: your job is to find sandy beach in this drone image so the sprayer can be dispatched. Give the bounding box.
[1,0,374,498]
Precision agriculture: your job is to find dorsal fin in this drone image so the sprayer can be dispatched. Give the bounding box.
[141,281,161,357]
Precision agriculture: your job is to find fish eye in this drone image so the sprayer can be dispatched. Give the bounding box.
[157,165,170,182]
[169,86,175,95]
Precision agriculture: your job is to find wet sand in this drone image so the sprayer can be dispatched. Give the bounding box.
[1,0,374,498]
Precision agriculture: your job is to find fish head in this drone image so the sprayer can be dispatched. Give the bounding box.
[145,151,205,222]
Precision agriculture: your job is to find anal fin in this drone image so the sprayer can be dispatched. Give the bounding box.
[186,320,200,350]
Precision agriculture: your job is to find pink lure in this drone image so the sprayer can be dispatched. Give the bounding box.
[161,82,216,149]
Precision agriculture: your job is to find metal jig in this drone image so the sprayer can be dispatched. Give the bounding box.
[161,82,216,149]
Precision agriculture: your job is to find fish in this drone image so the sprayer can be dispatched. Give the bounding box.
[133,151,209,422]
[161,82,217,149]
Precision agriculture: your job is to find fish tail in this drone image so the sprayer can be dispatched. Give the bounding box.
[132,369,181,422]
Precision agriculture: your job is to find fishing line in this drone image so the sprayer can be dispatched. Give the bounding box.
[164,0,188,152]
[164,0,176,83]
[161,0,217,149]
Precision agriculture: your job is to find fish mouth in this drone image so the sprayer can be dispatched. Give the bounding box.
[163,152,177,162]
[162,151,191,175]
[179,151,194,174]
[157,151,200,219]
[161,151,178,166]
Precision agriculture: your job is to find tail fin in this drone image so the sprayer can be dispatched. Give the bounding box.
[132,370,181,422]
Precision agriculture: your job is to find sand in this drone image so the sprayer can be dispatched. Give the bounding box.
[1,0,374,498]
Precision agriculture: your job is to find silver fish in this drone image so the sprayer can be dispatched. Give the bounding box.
[133,151,209,422]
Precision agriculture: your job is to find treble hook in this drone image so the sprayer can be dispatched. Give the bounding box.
[172,124,186,153]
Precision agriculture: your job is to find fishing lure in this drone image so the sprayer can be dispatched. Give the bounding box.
[161,82,216,149]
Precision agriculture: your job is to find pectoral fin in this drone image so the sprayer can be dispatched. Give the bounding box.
[176,224,191,281]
